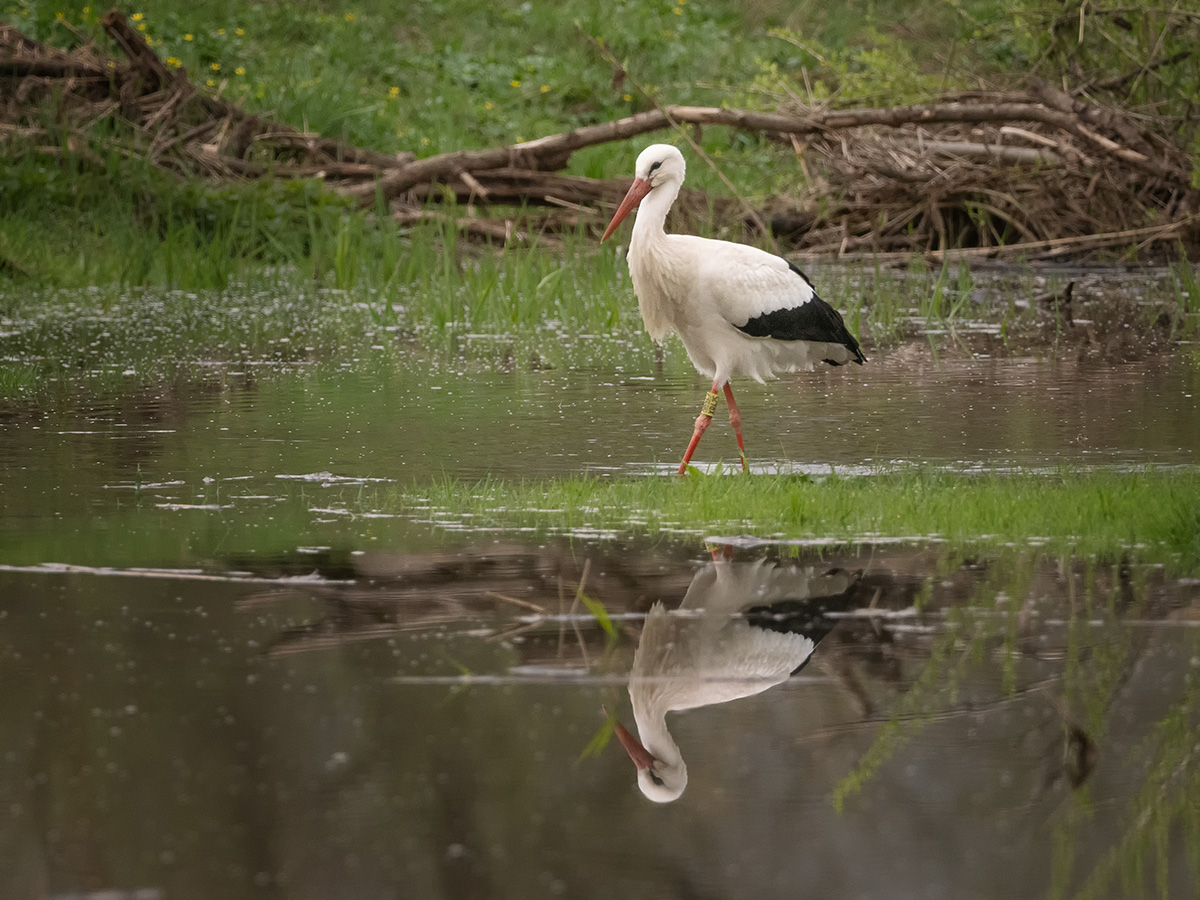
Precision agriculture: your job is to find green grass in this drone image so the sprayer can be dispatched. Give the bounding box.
[7,0,1012,168]
[2,468,1195,572]
[1169,257,1200,342]
[3,0,1197,298]
[0,2,1194,365]
[377,469,1200,565]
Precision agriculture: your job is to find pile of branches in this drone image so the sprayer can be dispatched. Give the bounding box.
[786,82,1199,260]
[0,15,411,181]
[3,12,1197,258]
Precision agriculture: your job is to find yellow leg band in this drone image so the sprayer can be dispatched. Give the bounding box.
[700,391,719,418]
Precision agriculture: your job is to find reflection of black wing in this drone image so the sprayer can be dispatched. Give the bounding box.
[743,567,862,674]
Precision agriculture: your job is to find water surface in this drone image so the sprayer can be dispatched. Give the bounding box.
[2,343,1196,566]
[2,542,1198,899]
[1,272,1198,898]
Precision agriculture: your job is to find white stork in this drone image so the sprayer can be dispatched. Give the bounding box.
[612,557,861,803]
[601,144,865,474]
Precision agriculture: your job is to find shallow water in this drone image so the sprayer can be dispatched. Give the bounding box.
[1,347,1197,567]
[2,542,1199,899]
[3,334,1198,479]
[1,273,1198,898]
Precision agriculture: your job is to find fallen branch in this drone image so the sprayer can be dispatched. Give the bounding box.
[100,9,176,95]
[895,138,1064,166]
[795,215,1200,263]
[346,100,1192,206]
[0,57,106,77]
[391,208,532,245]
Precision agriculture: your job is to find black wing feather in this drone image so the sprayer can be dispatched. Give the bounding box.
[735,262,866,365]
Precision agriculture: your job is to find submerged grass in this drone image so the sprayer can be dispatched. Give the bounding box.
[384,469,1200,566]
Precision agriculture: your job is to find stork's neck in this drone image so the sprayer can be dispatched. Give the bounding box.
[631,179,681,248]
[632,695,683,768]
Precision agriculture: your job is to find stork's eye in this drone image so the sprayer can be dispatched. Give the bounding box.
[648,771,665,787]
[648,160,663,174]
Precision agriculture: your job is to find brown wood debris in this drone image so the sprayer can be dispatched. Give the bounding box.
[2,13,1197,259]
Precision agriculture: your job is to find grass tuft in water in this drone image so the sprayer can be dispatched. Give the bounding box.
[378,469,1200,566]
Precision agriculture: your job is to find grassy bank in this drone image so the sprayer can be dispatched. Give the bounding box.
[382,469,1200,565]
[5,1,1197,291]
[14,1,1195,163]
[7,0,996,165]
[1,469,1196,571]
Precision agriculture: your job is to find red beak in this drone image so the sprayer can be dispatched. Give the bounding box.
[613,719,655,770]
[601,178,652,243]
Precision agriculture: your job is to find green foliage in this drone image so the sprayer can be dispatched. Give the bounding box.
[754,25,957,107]
[16,0,771,166]
[1004,1,1200,119]
[385,470,1200,566]
[833,594,974,812]
[575,714,618,763]
[577,591,618,645]
[0,143,355,288]
[1052,628,1200,900]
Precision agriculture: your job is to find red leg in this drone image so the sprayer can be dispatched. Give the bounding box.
[678,379,722,475]
[723,383,748,472]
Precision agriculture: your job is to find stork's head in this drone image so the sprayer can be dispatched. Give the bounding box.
[601,144,686,242]
[614,718,688,803]
[634,143,686,188]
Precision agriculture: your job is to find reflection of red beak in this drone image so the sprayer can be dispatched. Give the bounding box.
[614,719,655,770]
[601,178,652,243]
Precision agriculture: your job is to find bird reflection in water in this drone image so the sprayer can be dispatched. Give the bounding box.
[614,555,860,803]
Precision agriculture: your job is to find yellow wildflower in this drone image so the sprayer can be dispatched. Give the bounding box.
[184,33,193,41]
[136,22,146,31]
[389,85,399,97]
[131,11,142,20]
[510,79,521,88]
[217,28,225,35]
[623,93,632,101]
[484,101,494,110]
[210,62,220,71]
[235,27,244,35]
[344,11,356,21]
[539,84,549,93]
[206,78,215,87]
[672,6,682,13]
[166,56,181,68]
[235,66,245,75]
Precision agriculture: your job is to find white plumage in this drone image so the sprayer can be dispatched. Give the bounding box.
[613,558,860,803]
[602,144,864,472]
